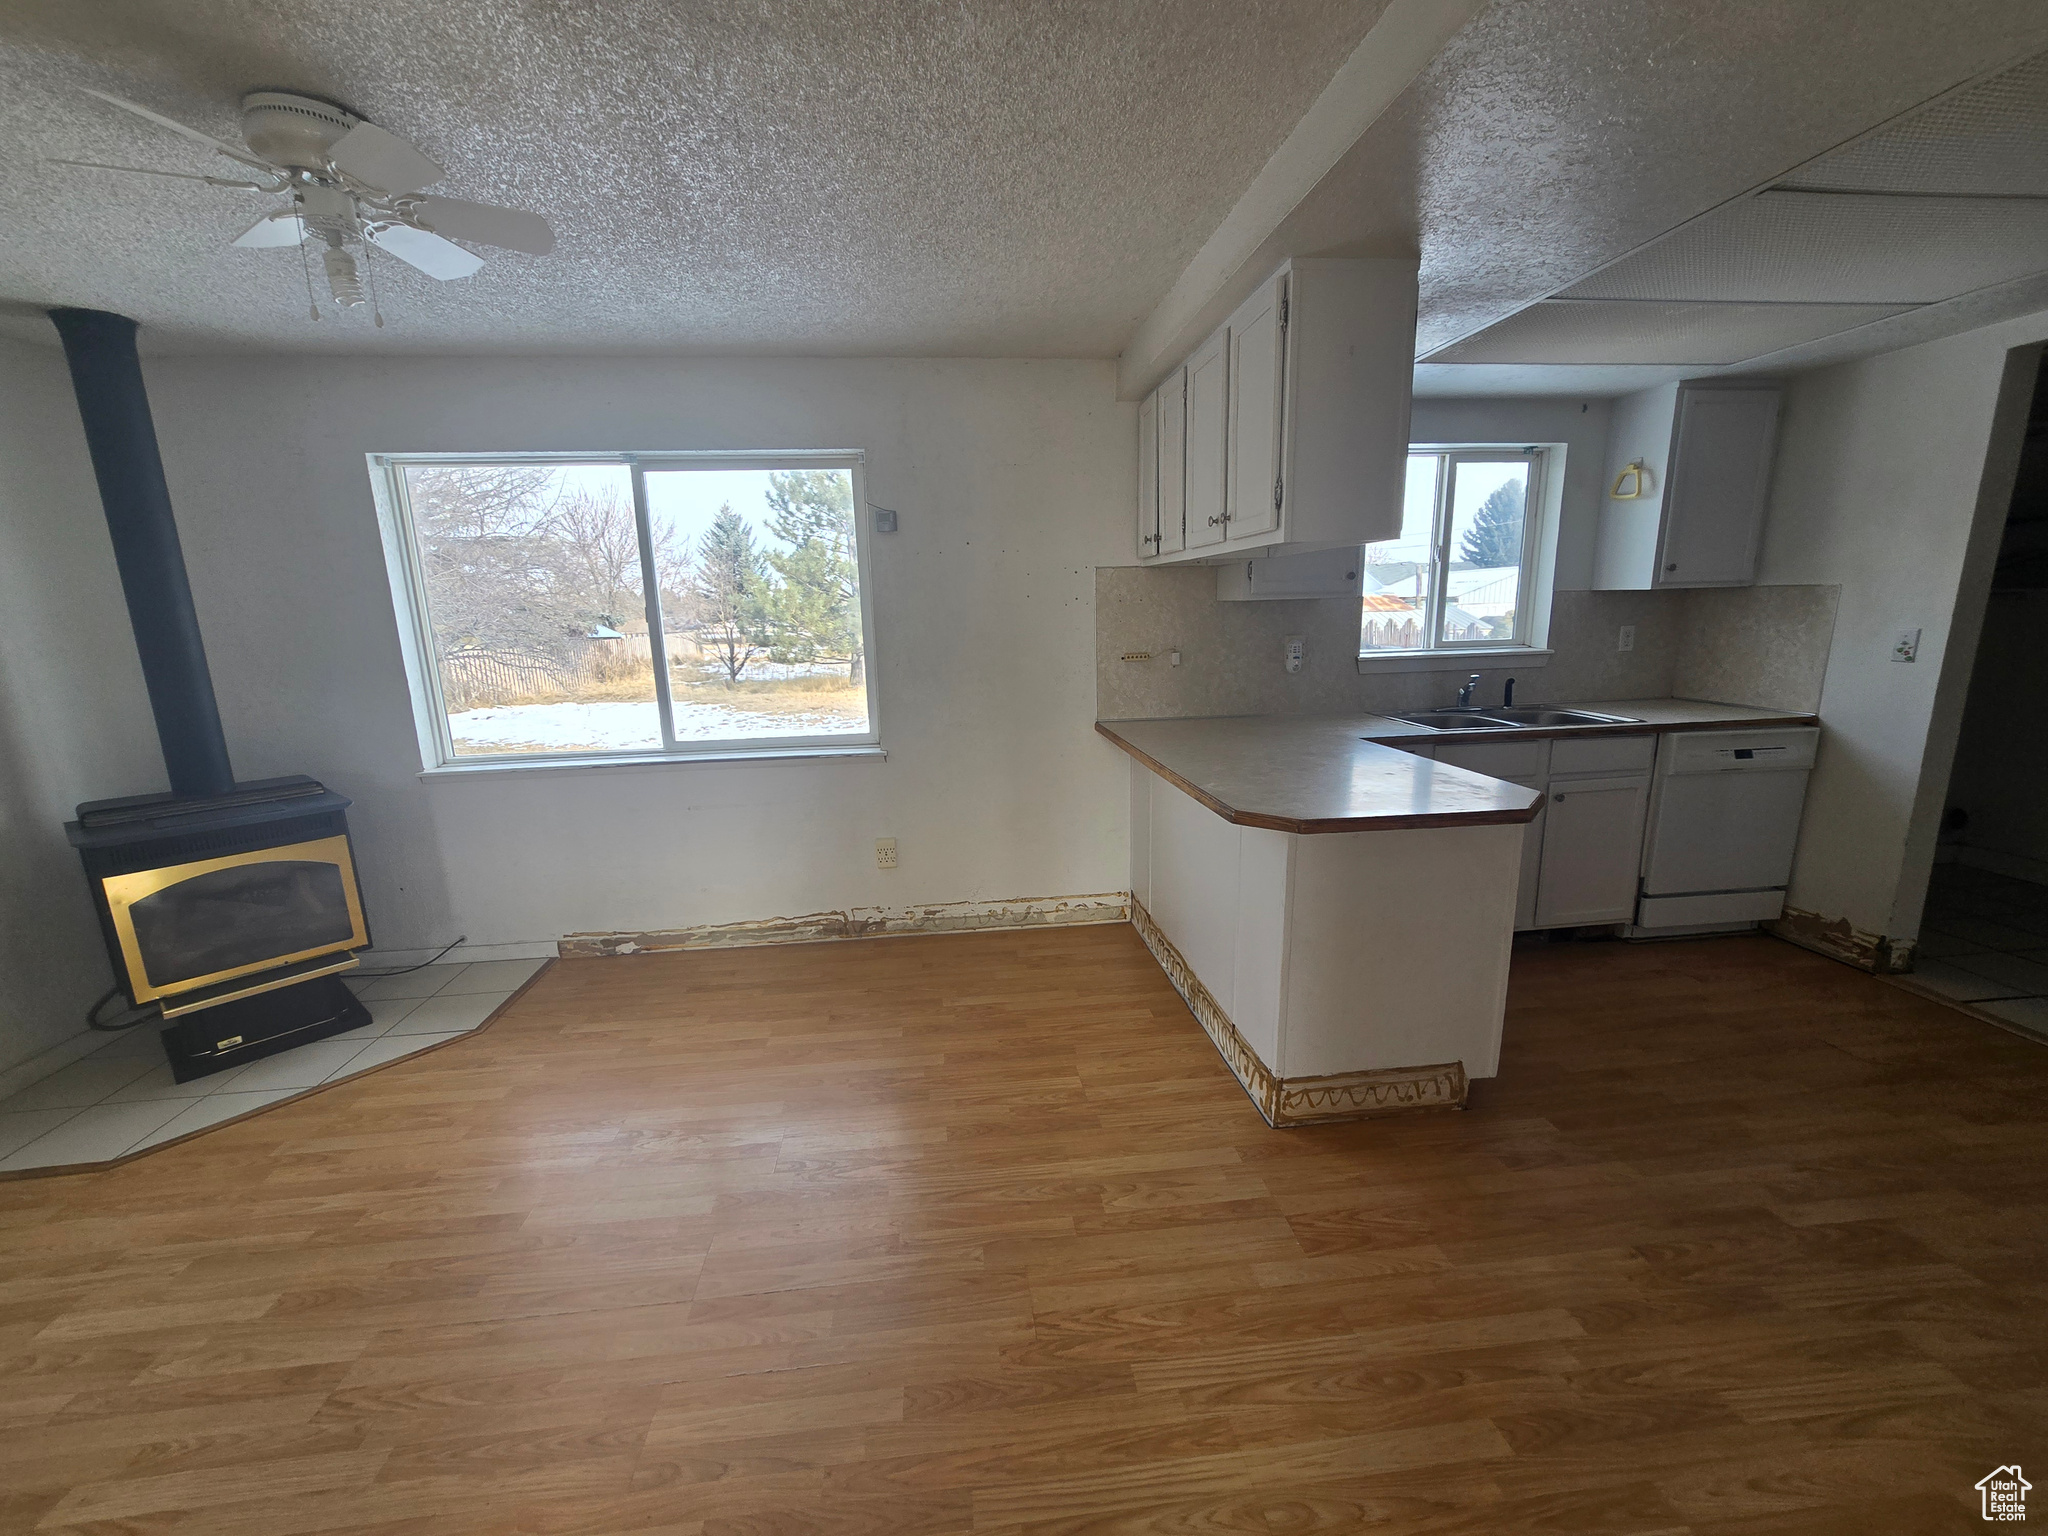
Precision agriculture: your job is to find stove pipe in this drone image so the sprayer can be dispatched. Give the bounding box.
[49,307,236,800]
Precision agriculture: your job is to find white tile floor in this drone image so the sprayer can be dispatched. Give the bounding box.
[0,958,543,1174]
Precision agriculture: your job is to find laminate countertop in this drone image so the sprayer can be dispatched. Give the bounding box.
[1096,699,1818,836]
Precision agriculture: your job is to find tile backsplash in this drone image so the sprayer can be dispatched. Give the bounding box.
[1096,566,1838,720]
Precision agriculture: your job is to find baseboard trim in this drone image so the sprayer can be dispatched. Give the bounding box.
[559,892,1132,958]
[1769,905,1914,974]
[1128,897,1466,1127]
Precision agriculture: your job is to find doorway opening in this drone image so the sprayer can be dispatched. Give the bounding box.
[1917,350,2048,1031]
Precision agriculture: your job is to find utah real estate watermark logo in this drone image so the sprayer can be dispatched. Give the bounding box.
[1978,1465,2030,1521]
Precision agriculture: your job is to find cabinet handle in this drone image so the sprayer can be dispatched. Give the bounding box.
[1665,563,1678,572]
[1552,793,1565,802]
[1208,515,1223,526]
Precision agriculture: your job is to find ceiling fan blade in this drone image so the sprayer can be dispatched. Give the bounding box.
[232,209,308,248]
[413,195,554,255]
[366,221,484,279]
[329,121,442,194]
[46,157,276,190]
[80,87,276,172]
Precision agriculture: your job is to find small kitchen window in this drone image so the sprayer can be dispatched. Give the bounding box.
[1359,447,1551,665]
[373,452,880,770]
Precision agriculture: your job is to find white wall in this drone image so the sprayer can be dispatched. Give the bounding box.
[1757,309,2048,954]
[0,337,167,1076]
[122,354,1133,962]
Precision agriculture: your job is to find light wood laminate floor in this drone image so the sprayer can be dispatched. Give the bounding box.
[2,926,2043,1534]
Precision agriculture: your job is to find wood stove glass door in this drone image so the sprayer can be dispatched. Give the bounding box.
[102,834,369,1003]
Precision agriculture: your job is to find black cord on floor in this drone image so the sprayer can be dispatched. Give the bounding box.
[351,935,468,979]
[86,986,157,1031]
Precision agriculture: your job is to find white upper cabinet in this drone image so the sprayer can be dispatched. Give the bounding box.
[1136,368,1190,559]
[1226,274,1286,541]
[1158,365,1186,555]
[1184,328,1230,550]
[1136,388,1158,559]
[1135,257,1416,564]
[1594,381,1782,589]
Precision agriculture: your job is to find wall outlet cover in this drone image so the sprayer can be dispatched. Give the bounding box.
[1892,627,1921,663]
[1284,635,1306,674]
[1617,625,1635,652]
[875,838,898,868]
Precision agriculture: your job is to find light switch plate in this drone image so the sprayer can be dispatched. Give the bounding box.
[1892,628,1921,663]
[1284,635,1306,674]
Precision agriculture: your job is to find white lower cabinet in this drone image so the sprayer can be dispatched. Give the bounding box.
[1411,732,1660,931]
[1533,773,1651,927]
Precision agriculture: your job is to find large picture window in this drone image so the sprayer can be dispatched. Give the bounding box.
[1360,448,1545,656]
[376,453,878,765]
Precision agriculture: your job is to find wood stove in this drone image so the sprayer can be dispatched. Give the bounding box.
[51,307,371,1081]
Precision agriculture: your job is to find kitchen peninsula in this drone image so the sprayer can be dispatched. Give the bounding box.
[1100,700,1818,1127]
[1100,715,1542,1127]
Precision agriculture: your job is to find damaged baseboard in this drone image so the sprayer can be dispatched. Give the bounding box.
[1129,897,1466,1128]
[1769,906,1916,974]
[559,892,1131,957]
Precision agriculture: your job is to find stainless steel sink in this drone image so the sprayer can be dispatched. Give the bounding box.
[1392,709,1520,730]
[1478,707,1644,727]
[1390,706,1645,731]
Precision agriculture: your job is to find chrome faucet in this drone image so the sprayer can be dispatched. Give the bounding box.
[1456,673,1481,708]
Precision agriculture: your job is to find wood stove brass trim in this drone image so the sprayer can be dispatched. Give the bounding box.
[157,953,362,1019]
[101,834,369,1004]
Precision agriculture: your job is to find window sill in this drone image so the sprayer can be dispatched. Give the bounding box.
[1355,648,1553,675]
[420,744,887,779]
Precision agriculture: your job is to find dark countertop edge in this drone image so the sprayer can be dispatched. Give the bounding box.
[1094,721,1544,834]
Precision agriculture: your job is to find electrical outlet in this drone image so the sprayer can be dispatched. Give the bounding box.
[1892,627,1921,663]
[1617,625,1635,653]
[875,838,897,869]
[1284,635,1306,674]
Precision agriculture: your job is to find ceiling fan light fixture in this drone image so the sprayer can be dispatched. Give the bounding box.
[322,244,364,307]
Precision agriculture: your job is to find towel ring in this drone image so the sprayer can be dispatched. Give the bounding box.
[1610,460,1650,499]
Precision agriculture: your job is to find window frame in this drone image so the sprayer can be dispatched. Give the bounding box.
[373,450,882,772]
[1358,444,1554,668]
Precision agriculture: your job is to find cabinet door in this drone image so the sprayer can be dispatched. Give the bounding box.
[1656,387,1781,587]
[1534,774,1649,927]
[1185,327,1229,549]
[1226,275,1287,541]
[1136,388,1159,559]
[1158,366,1187,554]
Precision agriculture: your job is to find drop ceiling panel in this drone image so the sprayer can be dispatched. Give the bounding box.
[1560,190,2048,304]
[1426,299,1915,366]
[1780,51,2048,196]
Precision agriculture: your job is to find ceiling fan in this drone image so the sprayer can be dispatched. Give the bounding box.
[53,89,555,324]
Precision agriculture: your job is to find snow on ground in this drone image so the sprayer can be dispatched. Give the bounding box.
[450,700,865,753]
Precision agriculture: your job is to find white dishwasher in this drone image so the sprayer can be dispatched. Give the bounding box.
[1634,727,1819,930]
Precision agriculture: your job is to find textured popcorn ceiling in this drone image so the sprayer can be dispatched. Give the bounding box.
[0,0,1391,354]
[3,1,2047,364]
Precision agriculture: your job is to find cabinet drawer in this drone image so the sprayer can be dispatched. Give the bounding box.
[1434,739,1549,780]
[1550,733,1656,776]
